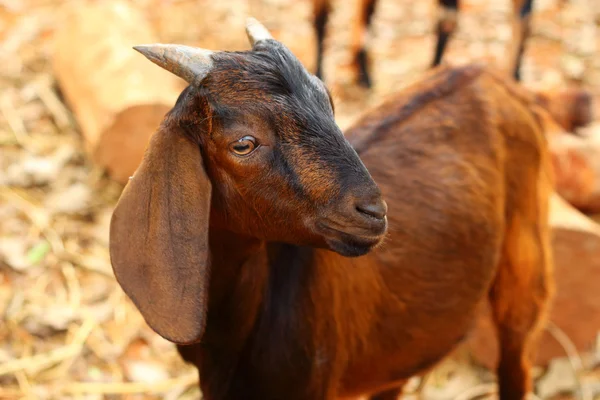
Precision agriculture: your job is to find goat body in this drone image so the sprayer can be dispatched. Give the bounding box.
[110,21,553,400]
[176,65,554,399]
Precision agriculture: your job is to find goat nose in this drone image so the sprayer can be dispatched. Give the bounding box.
[355,197,387,220]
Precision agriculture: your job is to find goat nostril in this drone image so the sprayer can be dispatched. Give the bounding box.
[355,199,387,220]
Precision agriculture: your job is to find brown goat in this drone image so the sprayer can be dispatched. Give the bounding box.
[109,19,553,400]
[313,0,534,87]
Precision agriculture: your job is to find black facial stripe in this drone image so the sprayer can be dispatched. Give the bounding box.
[272,145,308,199]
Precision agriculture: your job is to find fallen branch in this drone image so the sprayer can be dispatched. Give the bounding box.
[33,76,74,130]
[0,91,30,148]
[546,321,594,400]
[0,318,94,377]
[56,371,198,395]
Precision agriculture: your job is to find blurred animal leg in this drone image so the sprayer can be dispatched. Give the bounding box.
[489,198,553,399]
[509,0,534,80]
[314,0,331,80]
[349,0,378,87]
[432,0,459,67]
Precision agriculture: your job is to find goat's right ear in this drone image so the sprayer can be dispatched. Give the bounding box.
[109,126,211,345]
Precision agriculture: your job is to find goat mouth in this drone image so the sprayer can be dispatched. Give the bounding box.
[324,235,382,257]
[316,221,386,257]
[317,217,387,237]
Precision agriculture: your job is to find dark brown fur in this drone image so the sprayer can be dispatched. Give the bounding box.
[110,33,553,400]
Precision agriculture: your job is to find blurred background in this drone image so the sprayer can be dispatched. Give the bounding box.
[1,0,600,399]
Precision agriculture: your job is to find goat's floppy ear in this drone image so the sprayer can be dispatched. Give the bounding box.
[109,125,211,345]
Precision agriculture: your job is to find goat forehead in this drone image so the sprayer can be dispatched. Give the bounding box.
[211,46,339,143]
[265,60,336,136]
[249,45,331,110]
[210,55,329,117]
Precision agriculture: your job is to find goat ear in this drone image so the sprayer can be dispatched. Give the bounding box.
[109,125,212,345]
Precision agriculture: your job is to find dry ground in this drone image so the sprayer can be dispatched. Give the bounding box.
[0,0,599,399]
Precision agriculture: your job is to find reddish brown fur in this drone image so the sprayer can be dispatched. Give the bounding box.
[340,64,555,398]
[111,58,554,399]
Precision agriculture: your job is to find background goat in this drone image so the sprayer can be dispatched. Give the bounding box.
[109,18,553,400]
[312,0,594,134]
[313,0,535,87]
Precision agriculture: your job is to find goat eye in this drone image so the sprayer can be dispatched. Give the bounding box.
[229,136,257,156]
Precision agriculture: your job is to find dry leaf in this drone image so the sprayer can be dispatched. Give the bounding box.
[124,359,170,383]
[537,357,578,398]
[3,155,60,187]
[45,182,92,215]
[23,303,79,335]
[0,237,31,271]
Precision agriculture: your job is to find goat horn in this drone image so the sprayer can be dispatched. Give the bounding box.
[245,17,273,46]
[133,44,214,86]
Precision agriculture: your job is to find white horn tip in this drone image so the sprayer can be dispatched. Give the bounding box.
[132,44,155,54]
[245,17,273,45]
[246,17,259,26]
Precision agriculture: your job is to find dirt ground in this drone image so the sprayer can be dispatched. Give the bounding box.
[0,0,599,399]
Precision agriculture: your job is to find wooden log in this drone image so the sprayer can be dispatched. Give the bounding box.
[532,87,594,133]
[548,124,600,213]
[466,193,600,369]
[145,2,316,73]
[52,0,185,184]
